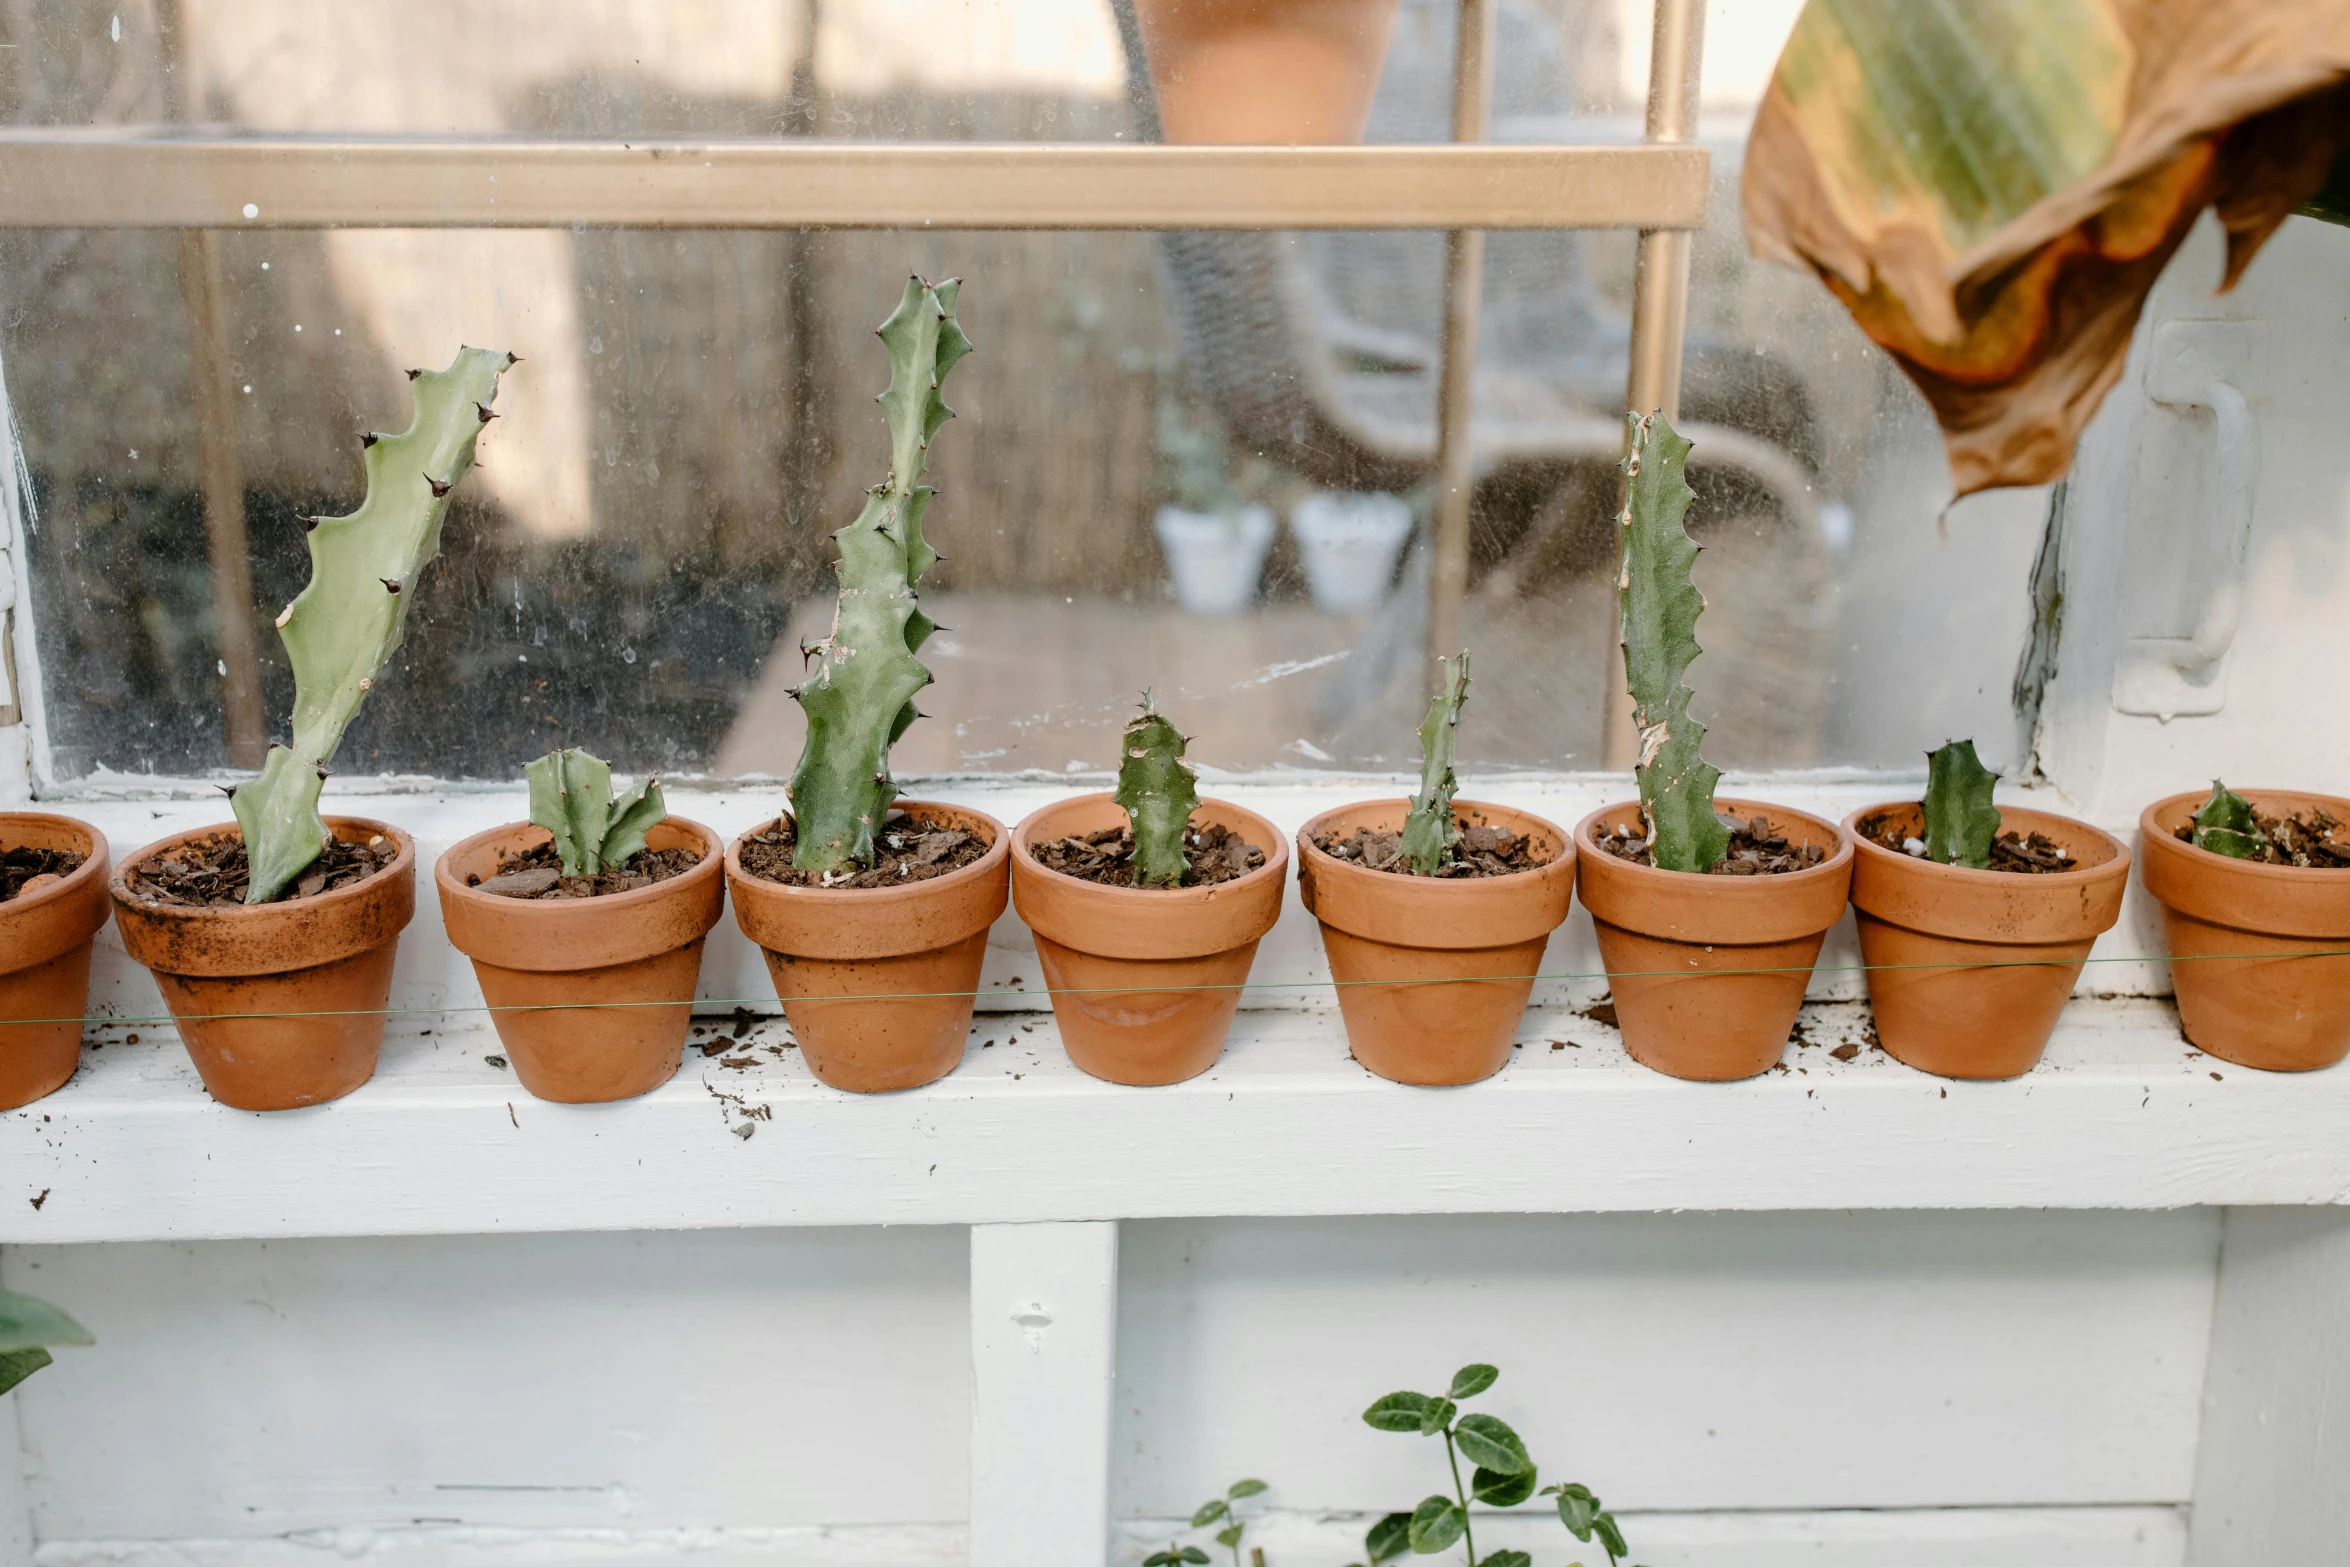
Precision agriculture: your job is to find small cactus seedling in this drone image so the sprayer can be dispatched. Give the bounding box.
[1117,694,1200,888]
[1921,739,2001,868]
[1401,650,1470,875]
[232,347,511,903]
[525,748,666,876]
[1616,410,1726,873]
[787,276,972,876]
[2192,780,2265,859]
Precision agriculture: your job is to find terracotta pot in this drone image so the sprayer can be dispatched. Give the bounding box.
[110,818,414,1111]
[1132,0,1402,145]
[726,803,1009,1094]
[1844,802,2129,1080]
[1574,799,1853,1081]
[1296,798,1575,1085]
[0,813,112,1110]
[1010,794,1287,1086]
[436,818,725,1104]
[2139,789,2350,1072]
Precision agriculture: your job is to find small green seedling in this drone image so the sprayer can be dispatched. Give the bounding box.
[0,1288,91,1395]
[1401,651,1470,876]
[2192,780,2265,859]
[1359,1362,1642,1567]
[1117,693,1200,888]
[525,748,666,875]
[1921,739,2001,868]
[1616,412,1725,873]
[1149,1476,1270,1567]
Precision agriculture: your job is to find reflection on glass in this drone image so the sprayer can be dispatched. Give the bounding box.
[6,0,2044,785]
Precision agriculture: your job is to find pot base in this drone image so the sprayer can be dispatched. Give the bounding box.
[1859,917,2091,1080]
[1323,926,1543,1086]
[0,941,95,1110]
[2162,906,2350,1073]
[160,942,395,1112]
[1594,921,1823,1082]
[1036,933,1256,1087]
[472,939,705,1103]
[762,931,987,1094]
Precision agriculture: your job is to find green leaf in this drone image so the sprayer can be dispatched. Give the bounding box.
[1552,1483,1599,1541]
[1473,1464,1538,1507]
[1479,1553,1532,1567]
[1227,1478,1268,1499]
[1921,739,2001,868]
[1407,1495,1465,1555]
[1418,1397,1457,1436]
[1215,1525,1243,1549]
[1192,1499,1229,1528]
[1594,1514,1629,1560]
[0,1289,92,1354]
[1402,651,1470,874]
[1365,1511,1414,1563]
[1181,1549,1211,1565]
[1115,695,1200,887]
[1616,412,1726,873]
[1364,1391,1436,1432]
[1447,1363,1499,1400]
[2193,780,2266,859]
[1453,1413,1530,1476]
[0,1348,52,1397]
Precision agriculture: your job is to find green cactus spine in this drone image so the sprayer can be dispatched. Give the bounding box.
[526,748,666,876]
[231,346,511,903]
[2192,780,2264,858]
[788,276,972,875]
[1616,411,1727,873]
[1921,739,2001,867]
[1401,650,1470,875]
[1116,694,1199,888]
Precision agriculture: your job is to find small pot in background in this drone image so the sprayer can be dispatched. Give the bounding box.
[2139,789,2350,1072]
[1296,799,1574,1085]
[1011,793,1287,1086]
[1291,491,1412,612]
[1155,503,1275,616]
[1574,800,1853,1082]
[438,818,726,1104]
[110,818,414,1112]
[727,803,1010,1094]
[0,813,112,1110]
[1844,802,2129,1080]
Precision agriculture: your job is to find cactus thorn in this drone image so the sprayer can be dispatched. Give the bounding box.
[382,578,402,594]
[314,767,328,782]
[217,784,236,799]
[406,368,423,380]
[297,514,318,532]
[506,352,522,365]
[425,474,452,498]
[361,431,380,448]
[475,402,497,423]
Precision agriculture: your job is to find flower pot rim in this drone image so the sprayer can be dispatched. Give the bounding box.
[0,809,111,922]
[1575,797,1855,889]
[1842,800,2129,888]
[1296,796,1573,888]
[2139,789,2350,880]
[436,815,725,918]
[723,800,1009,910]
[109,815,416,927]
[1010,790,1290,907]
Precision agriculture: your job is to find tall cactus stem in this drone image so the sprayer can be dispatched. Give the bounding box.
[1116,693,1199,888]
[1401,650,1470,875]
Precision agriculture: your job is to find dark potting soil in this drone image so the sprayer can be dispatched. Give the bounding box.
[1310,820,1547,879]
[1856,811,2078,874]
[465,840,704,900]
[0,845,85,904]
[1592,813,1828,876]
[738,811,990,889]
[2174,805,2350,868]
[123,831,399,907]
[1031,822,1265,888]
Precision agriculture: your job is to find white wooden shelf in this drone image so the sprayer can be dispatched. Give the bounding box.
[5,996,2342,1245]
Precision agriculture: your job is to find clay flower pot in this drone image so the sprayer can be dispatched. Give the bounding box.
[726,802,1009,1094]
[1132,0,1402,145]
[1574,799,1853,1082]
[1296,798,1575,1085]
[436,818,725,1104]
[1844,802,2129,1080]
[1011,793,1287,1086]
[2139,789,2350,1072]
[0,813,112,1110]
[110,817,414,1112]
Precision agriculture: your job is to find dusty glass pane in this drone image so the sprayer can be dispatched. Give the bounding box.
[5,0,2046,785]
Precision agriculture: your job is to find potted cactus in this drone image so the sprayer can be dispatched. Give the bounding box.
[1573,412,1853,1082]
[1295,651,1577,1086]
[1152,392,1276,616]
[2139,782,2350,1072]
[110,347,512,1111]
[0,814,110,1109]
[1010,696,1287,1085]
[1131,0,1402,146]
[724,276,1011,1095]
[1843,741,2129,1080]
[436,749,723,1103]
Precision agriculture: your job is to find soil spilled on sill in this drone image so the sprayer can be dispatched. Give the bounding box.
[739,811,989,889]
[2174,806,2350,868]
[1,846,85,904]
[123,832,398,907]
[1032,823,1264,888]
[1856,811,2078,873]
[1310,820,1547,878]
[1592,813,1827,875]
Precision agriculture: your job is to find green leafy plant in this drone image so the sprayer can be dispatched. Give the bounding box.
[1616,412,1725,874]
[525,749,666,876]
[1921,739,2001,868]
[1359,1363,1641,1567]
[0,1288,91,1395]
[2192,780,2265,859]
[232,347,511,902]
[1148,1477,1270,1567]
[1401,651,1470,876]
[787,276,972,876]
[1117,693,1200,888]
